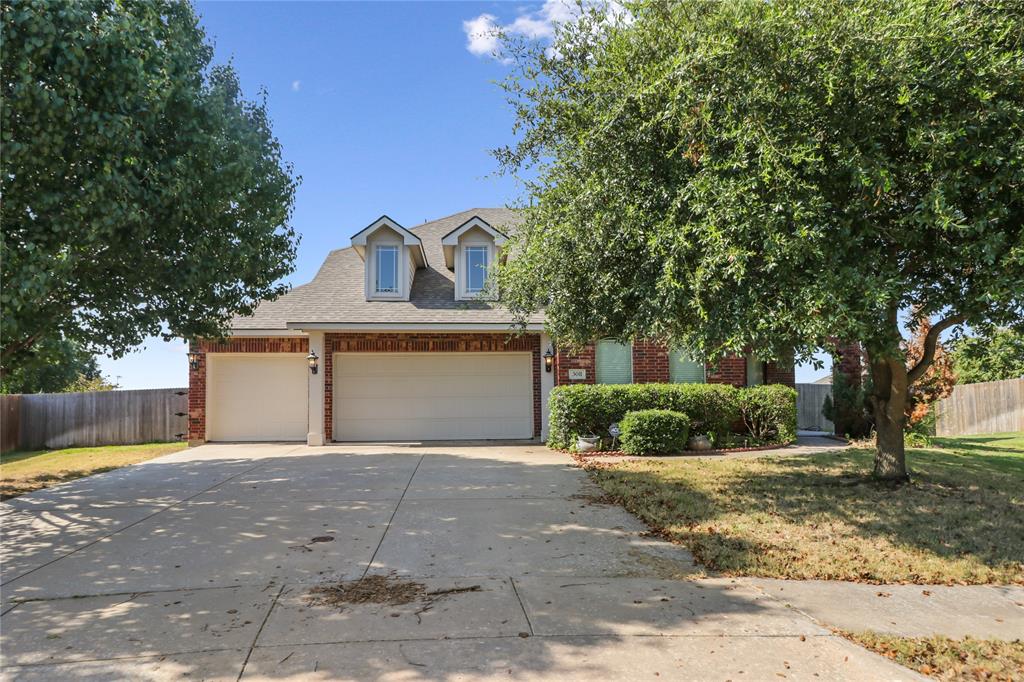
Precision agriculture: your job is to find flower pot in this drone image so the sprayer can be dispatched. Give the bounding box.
[576,435,601,453]
[687,435,712,451]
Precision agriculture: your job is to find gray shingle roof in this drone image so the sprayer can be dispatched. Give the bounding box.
[231,208,545,330]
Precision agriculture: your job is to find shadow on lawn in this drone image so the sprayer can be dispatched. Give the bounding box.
[591,447,1024,583]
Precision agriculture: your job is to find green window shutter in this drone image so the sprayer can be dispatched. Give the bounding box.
[670,349,705,383]
[596,340,632,384]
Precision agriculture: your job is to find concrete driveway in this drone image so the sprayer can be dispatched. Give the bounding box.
[0,443,920,680]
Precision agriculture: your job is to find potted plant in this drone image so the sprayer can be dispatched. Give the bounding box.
[687,434,713,451]
[576,434,601,452]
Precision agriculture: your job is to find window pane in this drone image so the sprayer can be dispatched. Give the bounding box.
[596,340,632,384]
[670,349,705,383]
[746,353,763,386]
[466,246,488,292]
[376,246,398,293]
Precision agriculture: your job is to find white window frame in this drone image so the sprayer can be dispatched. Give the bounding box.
[456,239,496,300]
[369,242,403,299]
[464,244,489,293]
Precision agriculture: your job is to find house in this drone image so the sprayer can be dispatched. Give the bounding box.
[188,208,795,445]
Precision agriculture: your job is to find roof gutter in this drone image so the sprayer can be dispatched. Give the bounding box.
[284,322,545,332]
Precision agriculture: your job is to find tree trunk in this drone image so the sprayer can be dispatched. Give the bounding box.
[868,355,910,481]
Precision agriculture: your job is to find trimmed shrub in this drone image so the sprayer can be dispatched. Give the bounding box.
[619,409,691,455]
[737,384,798,444]
[547,383,741,449]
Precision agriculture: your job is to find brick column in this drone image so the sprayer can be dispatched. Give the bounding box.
[632,340,670,383]
[706,354,746,387]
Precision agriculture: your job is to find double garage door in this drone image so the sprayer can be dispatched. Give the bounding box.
[334,353,533,441]
[205,352,533,442]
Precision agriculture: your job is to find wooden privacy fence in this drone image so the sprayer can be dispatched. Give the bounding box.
[1,394,20,452]
[0,388,188,452]
[935,378,1024,436]
[796,383,834,432]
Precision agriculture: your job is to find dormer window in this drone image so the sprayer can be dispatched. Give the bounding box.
[350,215,427,302]
[375,245,399,294]
[465,245,489,293]
[441,215,508,301]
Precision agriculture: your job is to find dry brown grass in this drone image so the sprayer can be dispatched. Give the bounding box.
[587,433,1024,584]
[842,631,1024,681]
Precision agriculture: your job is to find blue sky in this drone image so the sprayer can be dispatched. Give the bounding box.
[98,1,830,388]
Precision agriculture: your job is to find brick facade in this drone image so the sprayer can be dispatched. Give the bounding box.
[554,345,595,385]
[187,336,309,444]
[835,341,864,386]
[323,332,542,442]
[632,340,670,383]
[705,353,748,387]
[553,343,794,389]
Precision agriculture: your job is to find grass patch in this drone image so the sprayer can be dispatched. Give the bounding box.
[587,432,1024,584]
[0,442,187,499]
[842,630,1024,680]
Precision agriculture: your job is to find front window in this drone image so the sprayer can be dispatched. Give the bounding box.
[746,353,764,386]
[465,245,489,293]
[375,245,399,294]
[596,340,632,384]
[670,349,705,383]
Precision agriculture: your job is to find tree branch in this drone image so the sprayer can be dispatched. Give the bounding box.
[907,313,966,384]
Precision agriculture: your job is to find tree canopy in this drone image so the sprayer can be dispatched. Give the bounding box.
[496,0,1024,478]
[951,328,1024,384]
[0,336,116,394]
[1,0,300,370]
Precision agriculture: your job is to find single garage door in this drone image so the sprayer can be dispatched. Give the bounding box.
[207,354,307,441]
[333,353,533,441]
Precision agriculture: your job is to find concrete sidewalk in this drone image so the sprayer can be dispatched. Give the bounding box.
[1,442,928,680]
[748,578,1024,639]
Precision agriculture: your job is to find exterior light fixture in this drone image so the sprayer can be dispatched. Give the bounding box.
[543,345,555,373]
[307,350,319,375]
[187,350,201,371]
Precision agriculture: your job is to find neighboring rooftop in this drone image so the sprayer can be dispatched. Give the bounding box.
[231,207,545,330]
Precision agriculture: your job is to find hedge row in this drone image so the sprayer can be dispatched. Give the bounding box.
[548,383,797,450]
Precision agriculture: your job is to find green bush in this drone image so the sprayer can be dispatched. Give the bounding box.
[738,385,798,444]
[547,383,743,449]
[822,373,873,438]
[619,409,691,455]
[904,431,931,448]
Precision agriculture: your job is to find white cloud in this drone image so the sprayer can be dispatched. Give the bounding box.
[291,80,301,92]
[462,0,628,63]
[463,13,504,59]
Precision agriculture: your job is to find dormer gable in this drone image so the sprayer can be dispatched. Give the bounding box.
[441,216,507,301]
[350,215,426,301]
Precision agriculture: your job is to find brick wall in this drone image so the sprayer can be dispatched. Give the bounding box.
[554,343,795,389]
[188,337,309,445]
[554,345,595,385]
[835,341,864,387]
[324,332,542,441]
[705,353,748,387]
[632,340,670,383]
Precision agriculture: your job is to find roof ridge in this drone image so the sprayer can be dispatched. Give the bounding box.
[408,207,513,232]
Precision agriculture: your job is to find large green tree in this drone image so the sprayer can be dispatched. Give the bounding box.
[496,0,1024,479]
[0,335,115,394]
[1,0,299,371]
[951,328,1024,384]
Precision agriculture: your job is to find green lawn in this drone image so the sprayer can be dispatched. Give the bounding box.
[0,442,187,499]
[587,432,1024,584]
[841,631,1024,681]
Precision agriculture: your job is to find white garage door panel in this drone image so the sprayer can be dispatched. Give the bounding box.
[334,353,533,441]
[207,355,307,441]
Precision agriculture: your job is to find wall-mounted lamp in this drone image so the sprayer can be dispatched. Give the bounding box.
[307,350,319,375]
[187,350,201,371]
[543,345,554,373]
